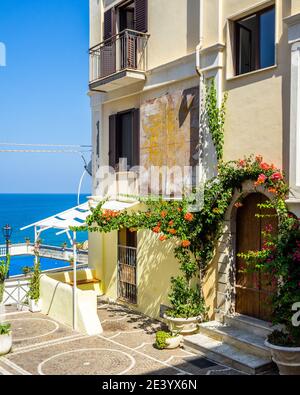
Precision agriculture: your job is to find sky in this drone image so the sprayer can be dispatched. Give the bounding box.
[0,0,92,193]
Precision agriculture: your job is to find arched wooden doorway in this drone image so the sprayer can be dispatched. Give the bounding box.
[236,193,278,321]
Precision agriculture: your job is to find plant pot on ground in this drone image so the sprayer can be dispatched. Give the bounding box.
[164,276,207,335]
[28,256,42,313]
[155,331,184,350]
[0,323,12,356]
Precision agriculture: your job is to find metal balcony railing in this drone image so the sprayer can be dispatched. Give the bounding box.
[117,245,137,304]
[89,29,150,83]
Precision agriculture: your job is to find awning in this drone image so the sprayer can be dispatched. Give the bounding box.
[19,198,139,332]
[20,200,139,232]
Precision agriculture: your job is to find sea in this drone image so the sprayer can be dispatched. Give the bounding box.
[0,194,89,246]
[0,194,89,276]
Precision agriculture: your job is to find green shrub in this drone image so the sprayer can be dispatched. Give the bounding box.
[155,331,173,350]
[0,323,11,335]
[0,256,10,304]
[27,257,41,302]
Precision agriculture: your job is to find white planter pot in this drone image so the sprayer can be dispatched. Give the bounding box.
[0,333,12,356]
[165,335,184,349]
[29,299,42,313]
[265,340,300,375]
[164,314,201,335]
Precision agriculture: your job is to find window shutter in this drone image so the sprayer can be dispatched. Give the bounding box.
[134,0,148,33]
[132,109,140,167]
[104,8,114,40]
[109,114,117,168]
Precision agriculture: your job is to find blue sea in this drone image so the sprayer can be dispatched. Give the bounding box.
[0,194,89,246]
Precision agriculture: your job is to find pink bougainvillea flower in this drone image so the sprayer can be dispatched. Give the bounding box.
[234,202,243,208]
[255,174,267,186]
[260,162,271,171]
[270,172,283,181]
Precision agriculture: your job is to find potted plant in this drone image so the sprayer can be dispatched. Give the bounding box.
[155,331,183,350]
[0,323,12,356]
[0,256,10,306]
[164,276,207,335]
[239,205,300,375]
[27,256,42,313]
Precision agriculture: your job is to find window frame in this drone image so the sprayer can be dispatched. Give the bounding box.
[234,5,275,76]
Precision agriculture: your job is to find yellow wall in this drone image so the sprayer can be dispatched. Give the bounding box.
[89,227,216,321]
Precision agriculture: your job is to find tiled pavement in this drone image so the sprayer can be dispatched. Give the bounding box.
[0,304,244,375]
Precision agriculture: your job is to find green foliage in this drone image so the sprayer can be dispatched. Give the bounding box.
[73,156,288,322]
[155,331,173,350]
[27,257,41,302]
[0,255,10,304]
[205,79,228,162]
[0,323,11,335]
[268,330,300,348]
[167,277,207,319]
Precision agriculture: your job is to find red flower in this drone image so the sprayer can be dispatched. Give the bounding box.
[161,211,168,218]
[159,235,167,241]
[270,172,283,181]
[260,162,271,171]
[238,159,246,167]
[168,228,177,235]
[184,213,194,222]
[234,202,243,208]
[268,187,277,194]
[181,240,191,248]
[169,220,174,226]
[177,208,183,212]
[255,174,267,186]
[152,226,161,234]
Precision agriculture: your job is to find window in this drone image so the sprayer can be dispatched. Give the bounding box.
[235,6,275,76]
[109,109,140,170]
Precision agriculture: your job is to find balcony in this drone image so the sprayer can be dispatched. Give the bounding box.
[89,29,149,92]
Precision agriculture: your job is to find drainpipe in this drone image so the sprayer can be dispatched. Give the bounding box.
[196,0,204,76]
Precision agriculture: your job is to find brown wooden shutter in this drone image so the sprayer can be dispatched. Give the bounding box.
[109,114,117,168]
[132,109,140,167]
[134,0,148,33]
[104,9,114,40]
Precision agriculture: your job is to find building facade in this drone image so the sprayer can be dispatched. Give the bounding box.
[88,0,300,322]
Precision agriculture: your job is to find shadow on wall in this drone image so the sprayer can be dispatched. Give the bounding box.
[135,230,182,320]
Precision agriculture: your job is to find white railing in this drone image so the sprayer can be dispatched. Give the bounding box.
[2,278,30,310]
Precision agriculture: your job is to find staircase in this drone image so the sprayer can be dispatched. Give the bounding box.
[184,314,277,375]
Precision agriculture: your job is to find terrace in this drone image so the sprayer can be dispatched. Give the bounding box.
[0,303,243,375]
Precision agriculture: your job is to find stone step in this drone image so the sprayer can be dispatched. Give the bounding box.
[184,333,275,375]
[199,321,271,359]
[224,314,274,339]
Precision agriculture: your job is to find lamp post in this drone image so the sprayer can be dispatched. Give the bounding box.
[2,224,12,279]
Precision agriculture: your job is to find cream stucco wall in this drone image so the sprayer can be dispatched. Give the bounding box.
[90,0,200,71]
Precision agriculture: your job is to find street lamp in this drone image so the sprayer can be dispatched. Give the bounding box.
[2,224,12,279]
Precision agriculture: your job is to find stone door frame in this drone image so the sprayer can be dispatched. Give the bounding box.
[215,180,275,322]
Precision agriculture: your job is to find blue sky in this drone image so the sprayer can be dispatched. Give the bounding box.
[0,0,92,193]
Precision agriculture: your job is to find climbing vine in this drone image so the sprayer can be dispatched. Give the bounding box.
[205,79,228,162]
[73,155,288,319]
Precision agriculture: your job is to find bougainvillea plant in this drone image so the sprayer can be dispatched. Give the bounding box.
[238,204,300,347]
[73,155,290,320]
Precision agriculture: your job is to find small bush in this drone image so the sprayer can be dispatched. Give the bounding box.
[268,330,300,348]
[155,331,173,350]
[0,323,11,335]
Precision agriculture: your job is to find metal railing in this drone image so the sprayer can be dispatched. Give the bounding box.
[89,29,149,83]
[117,245,137,304]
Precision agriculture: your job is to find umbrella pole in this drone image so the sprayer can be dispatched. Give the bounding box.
[72,231,77,331]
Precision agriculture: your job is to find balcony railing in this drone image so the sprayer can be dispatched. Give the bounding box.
[89,29,149,83]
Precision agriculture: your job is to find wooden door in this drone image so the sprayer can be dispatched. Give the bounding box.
[236,193,277,321]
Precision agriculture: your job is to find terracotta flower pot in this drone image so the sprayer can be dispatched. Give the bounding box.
[265,340,300,375]
[163,314,201,335]
[0,333,12,356]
